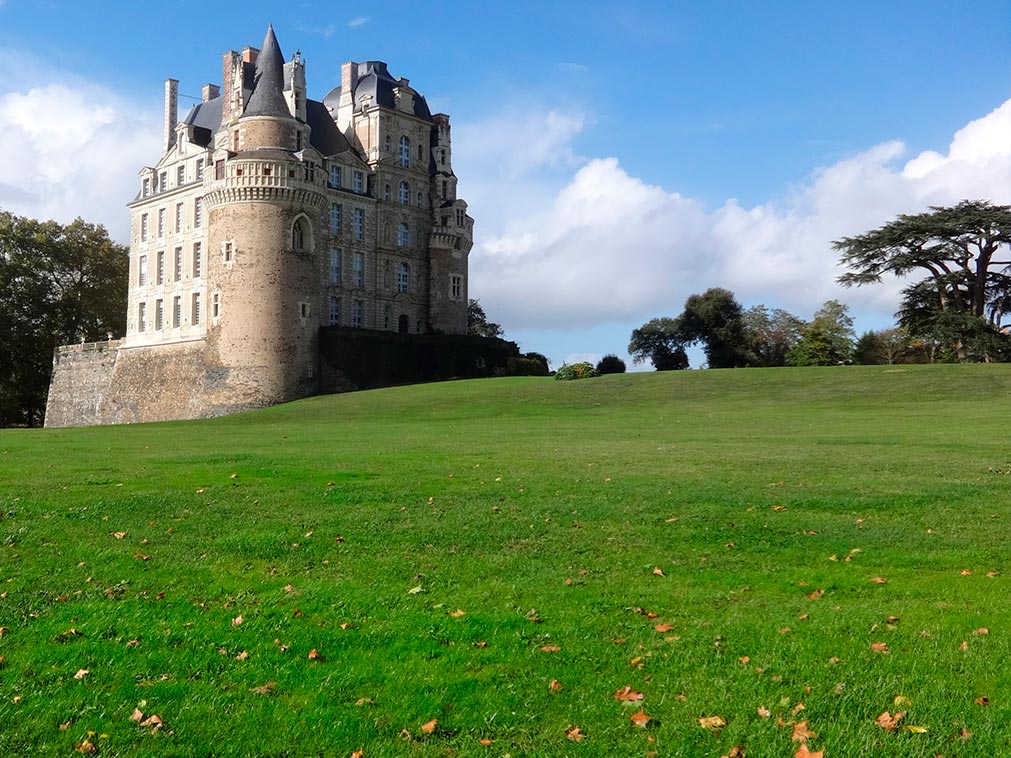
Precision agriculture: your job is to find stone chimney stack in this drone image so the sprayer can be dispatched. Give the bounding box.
[202,83,220,102]
[163,78,178,151]
[339,61,358,108]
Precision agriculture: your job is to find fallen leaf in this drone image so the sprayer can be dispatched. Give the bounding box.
[772,504,788,511]
[614,686,644,702]
[251,681,276,695]
[565,725,584,742]
[698,715,726,730]
[351,750,364,758]
[130,708,144,722]
[540,644,560,652]
[792,720,817,742]
[354,697,374,706]
[111,532,126,539]
[794,746,823,758]
[893,695,911,707]
[901,724,928,733]
[973,627,989,635]
[407,585,424,594]
[961,569,972,576]
[231,615,243,626]
[722,748,745,758]
[875,710,906,730]
[307,649,320,660]
[974,696,990,706]
[792,703,806,716]
[74,669,89,680]
[75,739,97,753]
[235,651,249,661]
[870,642,889,654]
[654,623,674,633]
[133,553,150,561]
[652,567,665,577]
[449,609,467,618]
[960,640,969,651]
[630,709,651,728]
[474,641,488,648]
[478,738,493,745]
[420,718,438,735]
[757,706,771,718]
[870,577,888,584]
[778,627,792,634]
[139,714,163,729]
[806,589,825,600]
[549,679,563,692]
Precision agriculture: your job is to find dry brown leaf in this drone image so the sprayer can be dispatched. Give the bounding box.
[630,709,651,728]
[806,589,825,599]
[111,532,126,539]
[0,627,9,637]
[565,725,584,742]
[59,720,72,730]
[757,706,771,718]
[251,681,276,695]
[652,567,665,577]
[960,639,969,650]
[354,697,374,706]
[973,627,989,635]
[961,569,972,576]
[449,609,467,618]
[792,720,817,742]
[698,715,726,730]
[478,738,493,746]
[129,708,143,722]
[778,627,792,634]
[794,746,824,758]
[875,710,906,730]
[613,685,644,702]
[74,668,89,680]
[231,615,243,626]
[540,644,560,652]
[870,641,889,654]
[654,623,674,633]
[549,679,563,692]
[350,750,364,758]
[133,553,150,561]
[974,696,990,706]
[235,651,249,661]
[792,702,806,715]
[307,648,320,660]
[474,641,488,648]
[75,739,97,754]
[722,748,745,758]
[420,718,438,735]
[870,576,888,584]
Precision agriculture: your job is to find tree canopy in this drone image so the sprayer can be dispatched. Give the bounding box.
[467,299,504,339]
[0,211,127,426]
[835,200,1011,361]
[787,300,856,366]
[628,317,689,370]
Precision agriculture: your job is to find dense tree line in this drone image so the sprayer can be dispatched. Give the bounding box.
[0,211,127,426]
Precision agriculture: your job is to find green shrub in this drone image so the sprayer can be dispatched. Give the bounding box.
[554,362,599,381]
[596,354,627,374]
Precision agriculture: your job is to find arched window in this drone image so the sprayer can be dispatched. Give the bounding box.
[417,144,424,161]
[291,216,311,252]
[398,263,410,293]
[397,223,409,247]
[416,191,423,208]
[383,184,391,202]
[399,181,409,205]
[399,136,410,168]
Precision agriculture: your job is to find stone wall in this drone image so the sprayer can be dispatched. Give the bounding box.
[44,341,121,428]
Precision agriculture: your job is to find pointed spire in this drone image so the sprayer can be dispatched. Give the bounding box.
[243,24,291,119]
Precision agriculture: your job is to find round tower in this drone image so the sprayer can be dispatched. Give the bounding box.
[203,25,326,413]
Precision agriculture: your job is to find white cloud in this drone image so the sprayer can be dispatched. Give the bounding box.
[469,100,1011,331]
[0,78,159,242]
[348,16,369,29]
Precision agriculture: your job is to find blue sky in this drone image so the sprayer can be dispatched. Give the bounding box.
[1,1,1009,368]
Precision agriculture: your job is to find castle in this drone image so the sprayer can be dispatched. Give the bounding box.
[45,25,483,427]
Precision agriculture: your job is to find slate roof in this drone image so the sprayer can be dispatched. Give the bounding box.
[322,61,433,121]
[243,25,290,119]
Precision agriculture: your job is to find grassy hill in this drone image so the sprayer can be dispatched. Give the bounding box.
[0,365,1008,756]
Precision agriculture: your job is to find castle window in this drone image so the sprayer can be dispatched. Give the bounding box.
[223,241,234,263]
[330,203,341,234]
[299,302,310,319]
[418,144,424,161]
[191,292,201,325]
[417,192,423,208]
[353,300,363,328]
[399,136,410,168]
[155,299,164,330]
[196,158,204,178]
[194,197,203,227]
[383,184,391,202]
[456,209,466,226]
[384,134,391,153]
[177,165,185,185]
[157,208,166,238]
[215,160,224,180]
[263,166,272,177]
[175,203,184,233]
[353,170,364,193]
[397,223,409,247]
[399,181,409,205]
[398,263,410,294]
[138,302,147,331]
[142,178,150,197]
[159,171,167,192]
[174,247,183,281]
[173,296,181,328]
[192,242,202,277]
[329,248,341,284]
[329,295,340,326]
[156,251,165,285]
[212,291,221,320]
[292,216,311,252]
[236,167,243,177]
[140,213,149,242]
[383,304,391,330]
[450,274,463,300]
[441,180,447,199]
[353,253,364,287]
[329,165,341,189]
[440,150,446,166]
[353,208,364,240]
[138,255,147,286]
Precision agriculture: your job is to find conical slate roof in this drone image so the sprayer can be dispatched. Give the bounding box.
[243,25,291,119]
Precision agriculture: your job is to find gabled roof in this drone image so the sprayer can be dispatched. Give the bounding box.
[243,25,291,119]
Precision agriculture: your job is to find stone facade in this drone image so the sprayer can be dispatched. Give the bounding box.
[46,25,474,428]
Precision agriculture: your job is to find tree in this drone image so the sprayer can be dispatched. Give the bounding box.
[742,305,805,367]
[628,317,689,370]
[467,298,504,339]
[787,300,856,366]
[0,211,127,426]
[835,200,1011,361]
[595,354,626,374]
[854,328,912,365]
[678,288,753,368]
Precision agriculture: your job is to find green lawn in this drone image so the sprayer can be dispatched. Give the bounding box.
[0,365,1008,756]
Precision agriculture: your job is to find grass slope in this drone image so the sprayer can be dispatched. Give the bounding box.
[0,365,1009,756]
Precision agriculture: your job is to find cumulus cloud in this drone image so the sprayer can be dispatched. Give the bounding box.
[348,16,369,29]
[469,100,1011,331]
[0,77,160,242]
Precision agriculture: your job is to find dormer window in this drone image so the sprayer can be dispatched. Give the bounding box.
[353,170,364,193]
[329,165,341,188]
[142,178,151,197]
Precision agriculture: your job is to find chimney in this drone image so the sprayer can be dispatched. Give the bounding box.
[202,83,220,102]
[340,61,359,104]
[163,78,178,151]
[221,50,239,125]
[242,46,259,64]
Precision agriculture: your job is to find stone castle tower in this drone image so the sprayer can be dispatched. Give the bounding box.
[44,25,478,427]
